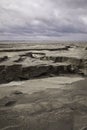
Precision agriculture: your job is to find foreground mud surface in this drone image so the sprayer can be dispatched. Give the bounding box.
[0,42,87,130]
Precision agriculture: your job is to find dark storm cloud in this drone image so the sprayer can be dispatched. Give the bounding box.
[65,0,87,8]
[0,0,87,40]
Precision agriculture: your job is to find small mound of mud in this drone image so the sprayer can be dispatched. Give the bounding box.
[13,91,23,95]
[0,56,8,63]
[14,56,26,62]
[5,100,16,107]
[81,127,87,130]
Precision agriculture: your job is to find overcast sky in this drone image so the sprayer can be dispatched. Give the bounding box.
[0,0,87,41]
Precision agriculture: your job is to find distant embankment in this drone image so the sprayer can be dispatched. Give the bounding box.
[0,46,69,52]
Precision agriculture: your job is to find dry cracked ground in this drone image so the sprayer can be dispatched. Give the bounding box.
[0,42,87,130]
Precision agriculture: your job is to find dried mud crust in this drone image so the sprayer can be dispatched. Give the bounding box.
[0,44,87,84]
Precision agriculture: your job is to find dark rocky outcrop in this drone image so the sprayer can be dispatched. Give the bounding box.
[4,64,22,82]
[41,56,83,66]
[0,63,80,84]
[0,44,86,83]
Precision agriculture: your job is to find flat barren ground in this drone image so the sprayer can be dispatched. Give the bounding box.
[0,42,87,130]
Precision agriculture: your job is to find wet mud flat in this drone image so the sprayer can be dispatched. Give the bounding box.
[0,77,87,130]
[0,42,87,130]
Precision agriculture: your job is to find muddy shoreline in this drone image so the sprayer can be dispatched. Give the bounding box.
[0,77,87,130]
[0,43,87,130]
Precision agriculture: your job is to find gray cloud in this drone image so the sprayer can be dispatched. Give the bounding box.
[0,0,87,41]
